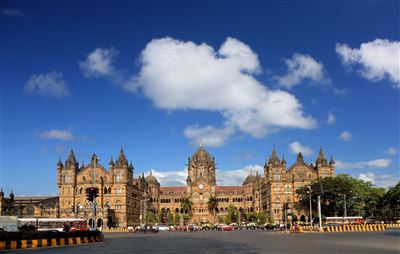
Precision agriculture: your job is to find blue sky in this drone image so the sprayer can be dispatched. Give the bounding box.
[1,1,399,195]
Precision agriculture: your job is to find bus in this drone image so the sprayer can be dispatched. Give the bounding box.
[325,216,364,225]
[17,218,87,232]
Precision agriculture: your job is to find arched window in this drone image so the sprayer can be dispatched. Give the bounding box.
[64,173,70,184]
[117,186,122,194]
[105,201,111,209]
[116,172,122,183]
[76,202,82,212]
[108,187,111,194]
[115,201,122,210]
[274,168,280,180]
[104,187,108,194]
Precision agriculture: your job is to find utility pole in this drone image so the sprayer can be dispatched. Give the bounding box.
[308,186,312,226]
[344,194,347,223]
[317,195,322,232]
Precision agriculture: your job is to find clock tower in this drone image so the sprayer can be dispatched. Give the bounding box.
[186,145,216,223]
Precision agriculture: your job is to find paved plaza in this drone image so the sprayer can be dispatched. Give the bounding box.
[6,230,400,254]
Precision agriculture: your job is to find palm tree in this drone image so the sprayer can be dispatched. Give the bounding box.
[208,196,219,223]
[180,197,193,223]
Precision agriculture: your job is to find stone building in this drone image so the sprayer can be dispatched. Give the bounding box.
[57,149,143,228]
[146,145,334,224]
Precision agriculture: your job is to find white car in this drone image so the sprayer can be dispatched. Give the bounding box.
[157,225,170,231]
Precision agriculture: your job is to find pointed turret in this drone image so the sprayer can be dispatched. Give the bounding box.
[65,149,78,168]
[271,146,280,164]
[116,148,128,166]
[296,152,305,164]
[316,146,326,165]
[109,156,115,166]
[329,156,335,165]
[57,157,63,167]
[281,154,286,165]
[0,188,4,198]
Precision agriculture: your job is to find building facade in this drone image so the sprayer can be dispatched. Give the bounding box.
[146,145,335,224]
[57,149,144,228]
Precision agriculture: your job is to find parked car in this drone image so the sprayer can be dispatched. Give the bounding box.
[262,223,275,230]
[246,222,257,230]
[202,224,212,230]
[221,225,234,231]
[157,224,170,231]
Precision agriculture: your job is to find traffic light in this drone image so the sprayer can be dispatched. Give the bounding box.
[93,187,98,199]
[85,187,99,202]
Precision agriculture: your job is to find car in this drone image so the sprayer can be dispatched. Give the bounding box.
[246,222,257,230]
[157,224,170,231]
[221,225,234,231]
[262,223,275,230]
[180,225,189,231]
[202,224,212,230]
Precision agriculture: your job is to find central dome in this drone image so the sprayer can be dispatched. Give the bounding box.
[192,146,212,162]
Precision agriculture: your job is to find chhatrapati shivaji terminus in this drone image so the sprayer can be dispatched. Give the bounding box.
[52,145,334,227]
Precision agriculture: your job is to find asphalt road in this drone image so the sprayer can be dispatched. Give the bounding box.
[6,230,400,254]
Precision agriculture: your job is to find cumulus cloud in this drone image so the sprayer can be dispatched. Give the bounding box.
[1,8,24,16]
[336,39,400,87]
[79,47,120,79]
[336,158,392,169]
[274,53,330,88]
[288,141,313,156]
[148,164,263,186]
[132,37,316,143]
[358,172,399,188]
[183,125,235,148]
[339,131,352,141]
[327,113,336,125]
[39,129,75,141]
[25,72,70,98]
[385,147,398,155]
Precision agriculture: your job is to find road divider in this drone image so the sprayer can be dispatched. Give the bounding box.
[0,235,102,250]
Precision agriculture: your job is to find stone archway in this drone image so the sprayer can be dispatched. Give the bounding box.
[97,218,103,229]
[107,216,113,229]
[88,218,94,228]
[300,215,306,222]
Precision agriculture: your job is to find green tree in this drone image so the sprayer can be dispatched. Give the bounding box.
[255,212,267,225]
[246,212,255,222]
[208,196,219,223]
[180,197,193,223]
[145,211,156,225]
[296,174,392,219]
[226,205,238,224]
[167,210,174,226]
[174,213,181,225]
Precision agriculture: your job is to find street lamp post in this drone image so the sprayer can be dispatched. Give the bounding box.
[307,186,312,226]
[317,195,322,231]
[339,193,348,224]
[92,155,100,229]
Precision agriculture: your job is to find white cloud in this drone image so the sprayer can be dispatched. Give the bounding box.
[358,172,399,188]
[385,147,398,155]
[339,131,352,141]
[288,141,313,156]
[183,125,235,148]
[39,129,75,141]
[79,47,120,78]
[336,39,400,87]
[1,8,24,16]
[131,37,316,143]
[336,158,392,169]
[148,164,263,186]
[327,113,336,125]
[274,53,330,88]
[358,172,375,183]
[333,88,351,97]
[25,72,70,98]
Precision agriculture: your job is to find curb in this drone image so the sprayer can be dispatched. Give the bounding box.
[0,236,102,250]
